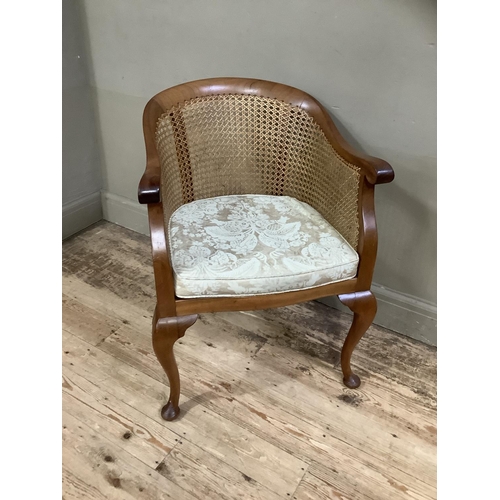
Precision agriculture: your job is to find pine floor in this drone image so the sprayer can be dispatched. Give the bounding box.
[62,221,437,500]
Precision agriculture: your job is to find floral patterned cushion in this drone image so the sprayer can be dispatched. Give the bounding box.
[168,194,359,298]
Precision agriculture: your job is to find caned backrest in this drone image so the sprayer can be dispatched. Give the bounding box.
[152,85,361,248]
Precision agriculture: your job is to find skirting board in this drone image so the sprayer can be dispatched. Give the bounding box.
[62,191,103,240]
[101,191,149,235]
[102,190,437,346]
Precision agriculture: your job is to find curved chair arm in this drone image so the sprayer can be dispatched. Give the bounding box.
[147,202,177,317]
[341,150,394,185]
[319,113,394,285]
[355,179,378,289]
[138,167,161,204]
[319,109,395,186]
[138,98,165,205]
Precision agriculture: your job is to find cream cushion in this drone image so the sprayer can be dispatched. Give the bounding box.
[168,194,359,298]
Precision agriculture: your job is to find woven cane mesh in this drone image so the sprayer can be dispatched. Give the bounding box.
[155,94,361,248]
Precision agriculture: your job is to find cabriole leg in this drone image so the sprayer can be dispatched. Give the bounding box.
[152,307,198,421]
[338,291,377,389]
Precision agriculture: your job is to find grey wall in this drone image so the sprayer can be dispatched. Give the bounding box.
[80,0,437,344]
[62,0,102,239]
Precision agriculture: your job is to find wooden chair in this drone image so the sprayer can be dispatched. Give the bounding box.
[138,77,394,421]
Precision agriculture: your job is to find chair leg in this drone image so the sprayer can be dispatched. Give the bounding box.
[338,291,377,389]
[152,307,198,421]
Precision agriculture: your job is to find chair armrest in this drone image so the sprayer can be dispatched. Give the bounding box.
[138,168,161,204]
[317,106,395,185]
[356,156,395,185]
[329,130,395,185]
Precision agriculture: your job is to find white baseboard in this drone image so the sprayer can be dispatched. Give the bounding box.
[62,191,102,239]
[101,191,437,346]
[101,191,149,235]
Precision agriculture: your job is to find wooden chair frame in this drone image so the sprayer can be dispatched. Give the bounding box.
[138,78,394,421]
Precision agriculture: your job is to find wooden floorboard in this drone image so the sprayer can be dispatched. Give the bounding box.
[62,221,437,500]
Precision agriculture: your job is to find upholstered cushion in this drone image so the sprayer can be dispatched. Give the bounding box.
[168,195,359,298]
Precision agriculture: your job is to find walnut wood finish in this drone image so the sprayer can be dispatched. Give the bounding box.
[138,78,394,419]
[147,203,176,318]
[174,279,358,316]
[152,306,198,421]
[338,291,377,388]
